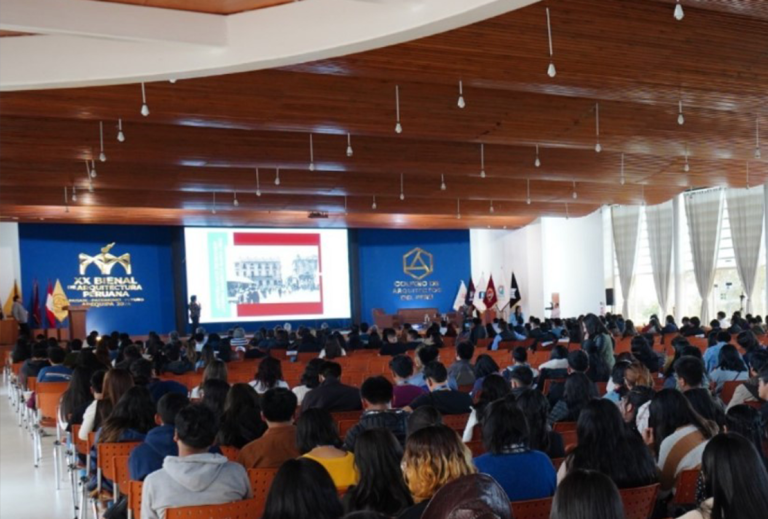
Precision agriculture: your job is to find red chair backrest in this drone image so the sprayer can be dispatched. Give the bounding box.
[331,410,363,423]
[552,422,577,433]
[247,468,279,517]
[542,378,565,395]
[550,457,565,471]
[619,483,660,519]
[337,419,358,439]
[219,445,240,462]
[112,455,131,496]
[165,498,263,519]
[72,425,88,456]
[673,469,700,505]
[129,480,143,519]
[510,497,553,519]
[465,440,485,457]
[560,430,578,453]
[97,442,142,477]
[36,381,69,426]
[719,381,742,405]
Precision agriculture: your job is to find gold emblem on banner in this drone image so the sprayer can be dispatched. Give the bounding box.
[403,247,434,280]
[78,243,132,275]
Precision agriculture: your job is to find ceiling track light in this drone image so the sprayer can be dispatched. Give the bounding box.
[526,178,532,205]
[233,191,239,207]
[64,186,69,213]
[85,160,94,192]
[480,143,486,178]
[117,118,125,142]
[211,192,217,214]
[620,153,626,185]
[457,198,461,220]
[457,80,466,109]
[71,185,78,202]
[684,146,690,172]
[98,121,107,161]
[546,7,556,78]
[255,168,262,197]
[572,180,578,199]
[274,168,281,186]
[535,145,541,168]
[440,174,447,191]
[394,85,402,134]
[309,133,315,171]
[755,116,762,159]
[140,82,149,117]
[489,200,494,214]
[400,173,405,201]
[90,158,97,178]
[346,133,353,157]
[674,0,684,21]
[372,195,377,210]
[677,99,685,125]
[595,103,602,153]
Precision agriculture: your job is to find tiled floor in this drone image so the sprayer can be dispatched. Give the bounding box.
[0,386,76,519]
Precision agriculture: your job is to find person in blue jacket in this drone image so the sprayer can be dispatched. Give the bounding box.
[129,392,190,481]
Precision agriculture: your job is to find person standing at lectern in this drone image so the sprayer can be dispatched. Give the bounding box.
[189,296,201,334]
[12,295,30,338]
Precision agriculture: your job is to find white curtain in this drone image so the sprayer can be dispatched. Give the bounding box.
[646,200,674,316]
[612,205,641,317]
[726,186,764,313]
[684,189,724,323]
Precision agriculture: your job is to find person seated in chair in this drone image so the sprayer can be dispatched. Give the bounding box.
[405,362,472,416]
[130,393,190,481]
[141,404,252,519]
[447,342,476,387]
[37,345,72,382]
[343,376,408,451]
[300,361,362,413]
[378,328,407,356]
[389,355,427,408]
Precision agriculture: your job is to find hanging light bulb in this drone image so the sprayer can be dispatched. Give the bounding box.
[255,168,262,197]
[546,7,556,78]
[98,121,107,161]
[620,153,626,185]
[755,117,762,159]
[440,174,447,191]
[489,200,494,214]
[64,187,69,213]
[572,180,578,199]
[595,103,602,153]
[308,133,315,171]
[394,85,402,134]
[400,173,405,201]
[535,145,541,168]
[677,101,685,126]
[457,80,466,109]
[233,191,239,207]
[90,159,97,178]
[457,198,461,220]
[140,82,150,117]
[372,195,377,210]
[480,143,486,178]
[211,192,217,214]
[684,146,690,172]
[71,185,78,202]
[88,181,94,193]
[275,168,281,186]
[526,178,532,205]
[674,0,684,21]
[117,119,125,142]
[346,133,353,157]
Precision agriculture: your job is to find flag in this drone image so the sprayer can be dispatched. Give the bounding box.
[465,277,475,307]
[509,272,521,308]
[48,279,69,324]
[474,274,487,313]
[453,281,468,311]
[2,280,20,317]
[45,280,56,327]
[483,275,498,309]
[30,279,41,328]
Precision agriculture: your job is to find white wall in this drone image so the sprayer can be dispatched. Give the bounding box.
[0,223,22,308]
[471,209,605,320]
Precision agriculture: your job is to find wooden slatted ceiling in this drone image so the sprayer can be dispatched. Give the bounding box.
[89,0,292,15]
[2,0,768,228]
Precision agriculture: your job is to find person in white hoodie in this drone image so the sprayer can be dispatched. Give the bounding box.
[141,404,252,519]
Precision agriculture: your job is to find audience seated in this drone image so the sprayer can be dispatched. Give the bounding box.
[20,343,49,388]
[399,425,475,519]
[389,355,427,408]
[199,378,230,420]
[141,404,252,519]
[675,356,726,427]
[406,406,443,437]
[58,366,94,432]
[551,469,626,519]
[619,385,655,433]
[79,368,134,441]
[420,473,511,519]
[190,359,227,399]
[37,345,72,382]
[461,374,511,442]
[237,387,299,469]
[261,458,344,519]
[406,362,472,416]
[546,350,591,407]
[514,389,565,459]
[548,372,596,425]
[249,356,289,394]
[216,383,266,448]
[131,358,188,403]
[447,342,476,387]
[292,358,324,405]
[727,349,768,409]
[725,404,767,466]
[471,354,500,395]
[343,429,413,516]
[343,376,407,451]
[301,361,362,412]
[474,398,556,501]
[129,392,190,481]
[709,344,749,394]
[581,313,615,382]
[503,346,538,381]
[378,328,406,356]
[297,408,358,491]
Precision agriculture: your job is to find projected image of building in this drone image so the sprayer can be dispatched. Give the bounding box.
[234,258,283,288]
[291,255,319,290]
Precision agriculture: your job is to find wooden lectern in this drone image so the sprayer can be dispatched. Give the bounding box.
[66,306,89,341]
[0,319,19,345]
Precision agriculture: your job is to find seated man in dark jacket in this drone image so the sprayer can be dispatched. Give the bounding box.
[129,393,190,481]
[343,376,408,451]
[301,361,362,413]
[406,362,472,416]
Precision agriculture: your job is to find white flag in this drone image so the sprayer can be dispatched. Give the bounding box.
[474,273,487,312]
[453,281,468,311]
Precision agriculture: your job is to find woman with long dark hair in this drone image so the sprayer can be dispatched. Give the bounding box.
[679,433,768,519]
[710,344,748,394]
[250,356,289,394]
[59,366,94,431]
[725,404,767,467]
[200,378,230,420]
[559,399,656,488]
[343,429,413,516]
[515,389,565,459]
[461,374,510,442]
[630,335,663,373]
[581,314,615,382]
[293,358,324,405]
[645,389,717,497]
[471,354,500,395]
[190,359,227,399]
[79,368,134,441]
[98,386,156,443]
[736,330,763,369]
[261,458,344,519]
[216,383,267,449]
[619,385,655,433]
[548,372,595,425]
[297,408,358,491]
[550,469,626,519]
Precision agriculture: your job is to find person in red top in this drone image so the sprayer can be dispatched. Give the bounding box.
[389,355,426,408]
